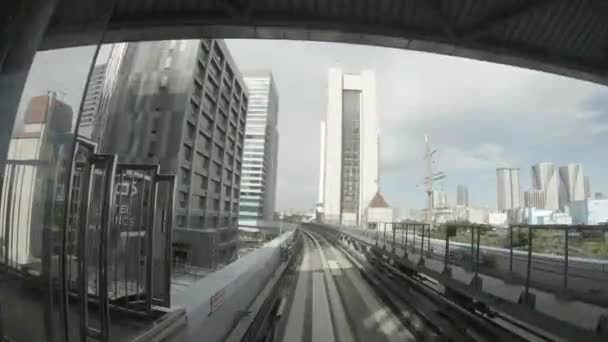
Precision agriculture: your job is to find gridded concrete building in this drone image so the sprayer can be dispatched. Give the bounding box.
[98,40,248,269]
[319,69,378,226]
[496,168,520,211]
[238,70,279,226]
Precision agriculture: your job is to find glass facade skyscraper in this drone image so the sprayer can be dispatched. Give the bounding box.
[239,70,279,226]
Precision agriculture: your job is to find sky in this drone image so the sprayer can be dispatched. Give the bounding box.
[225,39,608,214]
[20,40,608,214]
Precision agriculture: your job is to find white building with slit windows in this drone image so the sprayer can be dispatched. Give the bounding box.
[318,68,378,226]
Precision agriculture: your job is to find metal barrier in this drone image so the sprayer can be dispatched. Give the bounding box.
[64,139,176,340]
[335,220,608,307]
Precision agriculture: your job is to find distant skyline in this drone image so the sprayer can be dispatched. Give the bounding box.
[17,39,608,212]
[226,40,608,213]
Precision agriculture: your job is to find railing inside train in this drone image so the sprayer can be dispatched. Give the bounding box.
[66,138,176,341]
[154,174,175,308]
[110,164,175,314]
[68,138,117,342]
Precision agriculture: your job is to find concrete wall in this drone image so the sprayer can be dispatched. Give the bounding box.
[173,231,293,342]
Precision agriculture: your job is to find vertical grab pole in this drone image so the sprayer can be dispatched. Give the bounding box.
[160,174,176,307]
[77,155,94,341]
[145,166,160,315]
[97,154,117,342]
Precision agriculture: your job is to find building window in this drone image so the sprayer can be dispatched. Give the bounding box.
[200,114,212,131]
[198,196,206,209]
[200,135,212,152]
[151,117,160,134]
[209,60,221,79]
[214,181,221,194]
[201,155,210,170]
[177,215,186,227]
[216,129,226,143]
[200,176,208,190]
[210,216,219,227]
[213,199,220,211]
[183,144,193,162]
[179,192,188,208]
[224,185,230,197]
[224,200,231,212]
[181,168,190,184]
[225,170,232,182]
[213,45,225,64]
[215,146,224,160]
[186,122,195,139]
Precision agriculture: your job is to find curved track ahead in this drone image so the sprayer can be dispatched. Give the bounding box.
[278,228,560,342]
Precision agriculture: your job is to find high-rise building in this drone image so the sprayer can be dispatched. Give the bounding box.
[319,69,378,226]
[558,163,585,210]
[238,70,279,226]
[78,63,107,140]
[456,185,469,206]
[524,189,545,208]
[584,175,591,198]
[0,93,73,266]
[432,190,448,209]
[496,168,520,211]
[100,40,248,269]
[532,162,559,210]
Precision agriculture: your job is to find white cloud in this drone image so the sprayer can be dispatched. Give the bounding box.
[442,143,513,170]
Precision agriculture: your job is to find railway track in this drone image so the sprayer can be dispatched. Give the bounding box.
[306,229,557,342]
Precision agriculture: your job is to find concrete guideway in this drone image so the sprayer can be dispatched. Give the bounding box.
[326,224,608,341]
[279,230,412,342]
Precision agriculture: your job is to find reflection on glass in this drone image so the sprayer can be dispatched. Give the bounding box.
[1,75,79,341]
